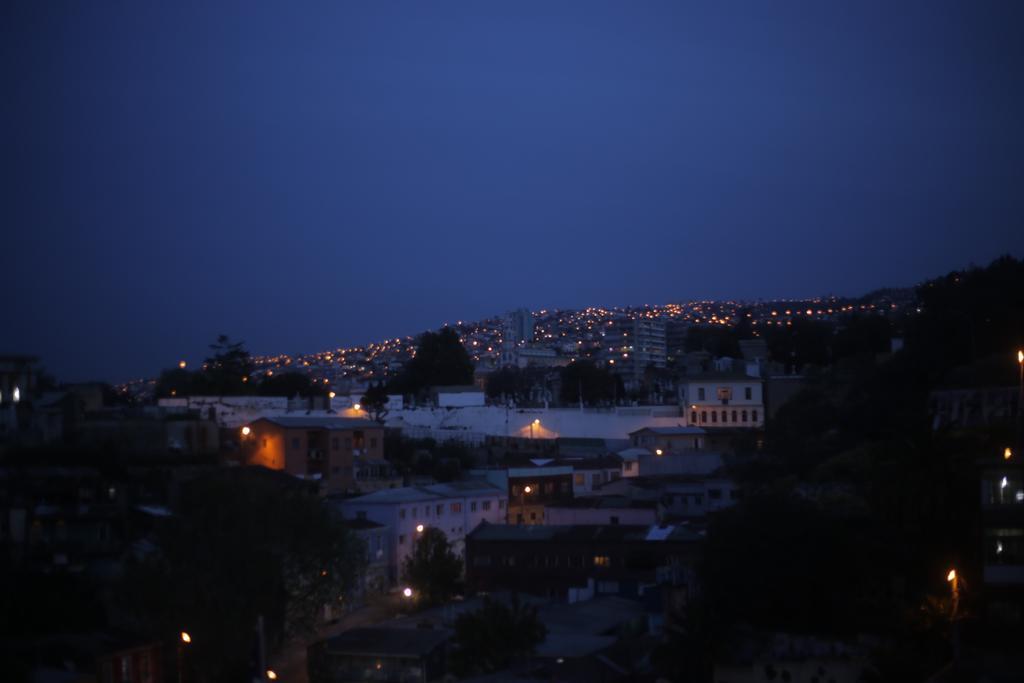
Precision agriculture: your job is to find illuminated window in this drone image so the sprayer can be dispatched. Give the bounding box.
[716,387,732,401]
[451,503,462,513]
[593,555,611,567]
[574,473,584,486]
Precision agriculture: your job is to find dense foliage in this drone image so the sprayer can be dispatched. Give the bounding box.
[388,328,475,396]
[449,597,547,676]
[118,469,365,682]
[401,527,462,606]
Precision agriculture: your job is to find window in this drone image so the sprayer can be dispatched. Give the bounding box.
[412,507,418,518]
[399,535,406,545]
[732,410,738,422]
[691,410,698,423]
[483,500,491,511]
[436,504,443,516]
[610,515,619,525]
[451,503,462,513]
[399,508,406,520]
[745,386,753,400]
[473,554,492,567]
[499,500,506,510]
[701,411,707,423]
[752,410,758,422]
[721,410,727,423]
[711,411,717,423]
[470,501,477,512]
[716,387,732,401]
[742,410,748,422]
[512,484,521,496]
[593,555,611,567]
[544,482,554,494]
[592,473,603,486]
[291,437,300,449]
[574,473,585,486]
[332,437,339,450]
[697,387,705,400]
[624,462,634,472]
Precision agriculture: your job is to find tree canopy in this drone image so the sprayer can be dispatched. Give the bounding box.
[389,328,474,396]
[449,597,547,677]
[401,526,462,606]
[559,360,623,406]
[118,469,365,682]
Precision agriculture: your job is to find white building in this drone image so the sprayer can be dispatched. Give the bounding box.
[680,372,765,428]
[338,481,507,584]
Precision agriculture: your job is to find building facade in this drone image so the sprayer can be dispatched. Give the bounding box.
[243,416,385,494]
[338,481,507,584]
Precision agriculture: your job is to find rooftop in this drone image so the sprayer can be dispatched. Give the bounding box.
[342,481,505,505]
[318,627,450,658]
[467,522,701,544]
[254,416,381,430]
[628,426,705,437]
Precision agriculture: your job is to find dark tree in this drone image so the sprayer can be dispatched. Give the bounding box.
[685,325,742,358]
[200,334,254,395]
[258,371,321,398]
[390,328,474,396]
[401,526,462,605]
[118,469,365,682]
[559,360,621,406]
[155,367,198,398]
[449,597,547,677]
[360,382,390,422]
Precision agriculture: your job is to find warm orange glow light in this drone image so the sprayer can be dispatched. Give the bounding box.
[1019,350,1024,364]
[402,587,413,598]
[353,403,361,411]
[655,449,663,456]
[266,671,278,680]
[181,631,191,644]
[946,569,956,583]
[1006,447,1014,461]
[329,391,336,399]
[241,426,251,436]
[524,485,533,494]
[416,524,424,533]
[532,419,540,425]
[178,360,187,369]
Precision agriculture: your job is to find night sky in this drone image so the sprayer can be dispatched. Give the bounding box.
[4,1,1023,382]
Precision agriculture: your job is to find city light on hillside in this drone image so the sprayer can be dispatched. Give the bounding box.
[1006,447,1013,461]
[266,670,278,680]
[180,631,191,643]
[178,360,186,369]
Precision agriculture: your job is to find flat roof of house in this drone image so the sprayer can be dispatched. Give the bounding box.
[567,455,623,470]
[467,522,701,544]
[253,416,381,430]
[342,481,505,505]
[319,627,450,658]
[628,426,705,436]
[545,496,657,510]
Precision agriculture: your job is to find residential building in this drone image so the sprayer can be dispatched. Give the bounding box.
[604,318,667,381]
[307,627,450,683]
[979,451,1024,623]
[338,481,507,584]
[505,463,574,524]
[466,523,702,601]
[629,426,706,453]
[337,518,390,613]
[596,474,740,520]
[680,372,765,428]
[242,416,384,495]
[567,455,624,496]
[544,496,659,526]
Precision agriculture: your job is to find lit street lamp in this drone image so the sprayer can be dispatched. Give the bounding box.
[402,587,413,598]
[529,418,540,440]
[178,632,192,683]
[416,524,425,533]
[519,485,533,525]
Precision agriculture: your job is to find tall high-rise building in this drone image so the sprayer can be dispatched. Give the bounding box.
[500,309,535,367]
[604,318,666,379]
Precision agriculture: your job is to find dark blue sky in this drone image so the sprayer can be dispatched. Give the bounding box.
[4,1,1023,382]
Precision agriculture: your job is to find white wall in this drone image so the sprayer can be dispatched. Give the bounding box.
[386,406,688,441]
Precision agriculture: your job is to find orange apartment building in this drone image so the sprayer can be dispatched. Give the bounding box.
[243,416,386,494]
